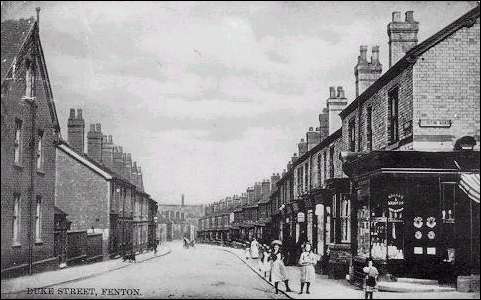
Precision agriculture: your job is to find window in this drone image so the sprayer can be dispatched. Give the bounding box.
[35,196,42,242]
[340,194,351,243]
[323,152,327,182]
[13,194,21,245]
[36,130,44,170]
[14,119,23,164]
[348,118,356,152]
[25,59,34,98]
[181,212,185,220]
[329,146,335,179]
[388,87,399,144]
[176,211,180,220]
[304,162,309,191]
[317,153,322,186]
[367,107,373,151]
[331,197,337,243]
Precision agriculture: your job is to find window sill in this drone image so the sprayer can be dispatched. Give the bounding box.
[37,169,45,176]
[13,163,24,170]
[35,240,43,245]
[385,141,400,150]
[12,243,21,248]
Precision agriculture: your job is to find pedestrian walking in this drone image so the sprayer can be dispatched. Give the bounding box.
[269,240,292,294]
[250,237,259,259]
[244,240,251,260]
[153,239,158,255]
[298,242,319,294]
[363,258,379,299]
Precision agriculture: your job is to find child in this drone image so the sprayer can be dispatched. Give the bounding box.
[258,244,271,279]
[298,242,318,294]
[269,240,292,294]
[362,258,379,299]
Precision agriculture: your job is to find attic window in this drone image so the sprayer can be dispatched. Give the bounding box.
[25,58,34,98]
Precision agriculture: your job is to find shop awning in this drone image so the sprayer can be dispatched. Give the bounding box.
[459,173,480,203]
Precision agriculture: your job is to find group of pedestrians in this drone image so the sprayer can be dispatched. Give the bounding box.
[243,237,379,298]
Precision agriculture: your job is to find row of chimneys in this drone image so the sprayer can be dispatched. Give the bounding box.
[67,108,144,190]
[286,11,418,170]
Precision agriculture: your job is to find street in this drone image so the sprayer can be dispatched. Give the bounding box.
[10,241,286,299]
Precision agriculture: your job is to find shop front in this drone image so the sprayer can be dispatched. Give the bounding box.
[342,150,480,286]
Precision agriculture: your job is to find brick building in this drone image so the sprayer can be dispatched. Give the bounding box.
[1,9,62,278]
[56,108,157,258]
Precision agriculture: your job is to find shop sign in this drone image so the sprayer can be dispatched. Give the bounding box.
[418,119,452,128]
[297,212,305,223]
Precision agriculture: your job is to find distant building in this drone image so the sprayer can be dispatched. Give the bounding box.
[157,195,204,242]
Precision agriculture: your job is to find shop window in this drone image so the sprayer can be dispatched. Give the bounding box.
[367,107,373,151]
[332,197,337,243]
[348,118,356,152]
[388,87,399,144]
[441,183,456,222]
[340,194,351,243]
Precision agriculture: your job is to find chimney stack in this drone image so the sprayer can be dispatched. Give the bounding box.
[101,134,114,170]
[318,107,329,142]
[87,123,103,162]
[112,146,124,175]
[137,165,144,192]
[131,161,139,187]
[327,87,348,134]
[181,194,185,207]
[124,153,132,182]
[270,173,281,192]
[261,180,271,202]
[388,10,419,67]
[67,108,85,154]
[298,138,308,157]
[355,45,382,97]
[306,126,320,151]
[329,86,336,98]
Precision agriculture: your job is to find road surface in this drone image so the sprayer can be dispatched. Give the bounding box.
[16,241,287,299]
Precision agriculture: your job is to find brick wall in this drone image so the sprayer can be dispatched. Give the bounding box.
[1,51,57,276]
[342,66,414,152]
[55,146,110,256]
[413,18,480,151]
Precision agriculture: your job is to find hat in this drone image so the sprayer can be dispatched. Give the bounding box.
[271,240,282,246]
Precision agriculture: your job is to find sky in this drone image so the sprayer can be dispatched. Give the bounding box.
[1,1,477,205]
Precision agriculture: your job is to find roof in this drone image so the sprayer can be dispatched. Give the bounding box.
[1,16,60,130]
[57,142,113,180]
[277,128,342,185]
[340,5,480,119]
[1,18,34,81]
[54,206,68,216]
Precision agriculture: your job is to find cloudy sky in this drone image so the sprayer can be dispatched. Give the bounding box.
[1,1,477,205]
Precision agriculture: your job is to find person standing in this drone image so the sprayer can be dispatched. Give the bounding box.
[298,242,318,294]
[269,240,292,294]
[363,258,379,299]
[250,238,260,259]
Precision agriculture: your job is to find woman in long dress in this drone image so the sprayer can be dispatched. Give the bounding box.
[258,245,271,278]
[250,238,259,259]
[269,241,292,294]
[298,242,318,294]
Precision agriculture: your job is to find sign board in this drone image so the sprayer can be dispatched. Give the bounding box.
[418,119,452,128]
[297,212,305,223]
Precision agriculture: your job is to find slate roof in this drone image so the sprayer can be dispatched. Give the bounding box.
[1,17,35,82]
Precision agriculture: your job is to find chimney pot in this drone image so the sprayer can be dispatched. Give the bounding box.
[300,138,305,142]
[405,11,414,23]
[36,7,40,24]
[371,46,380,63]
[69,108,75,119]
[316,127,320,131]
[329,86,336,98]
[360,45,368,62]
[96,123,101,132]
[90,124,95,132]
[392,11,401,22]
[77,109,83,119]
[108,135,113,143]
[309,127,313,131]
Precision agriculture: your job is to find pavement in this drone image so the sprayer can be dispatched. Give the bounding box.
[202,243,481,299]
[1,245,171,296]
[1,241,287,299]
